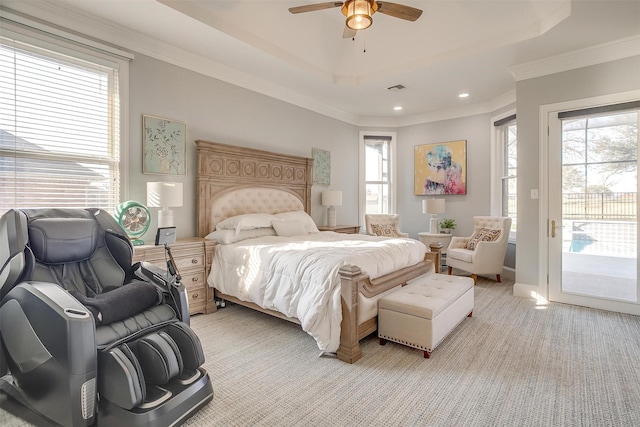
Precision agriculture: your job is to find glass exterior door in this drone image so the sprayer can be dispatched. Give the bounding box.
[549,109,638,312]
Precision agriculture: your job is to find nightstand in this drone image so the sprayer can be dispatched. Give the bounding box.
[132,238,213,315]
[318,225,361,234]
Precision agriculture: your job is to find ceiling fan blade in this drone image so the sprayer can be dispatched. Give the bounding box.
[343,26,357,39]
[289,2,344,14]
[375,2,423,21]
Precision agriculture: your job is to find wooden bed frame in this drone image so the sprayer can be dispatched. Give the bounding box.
[195,140,438,363]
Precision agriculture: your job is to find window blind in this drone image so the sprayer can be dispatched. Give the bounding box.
[0,37,121,214]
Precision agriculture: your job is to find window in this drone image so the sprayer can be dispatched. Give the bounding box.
[359,132,396,220]
[0,22,129,215]
[491,112,517,238]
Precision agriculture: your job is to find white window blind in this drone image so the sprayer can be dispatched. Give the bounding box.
[0,36,121,214]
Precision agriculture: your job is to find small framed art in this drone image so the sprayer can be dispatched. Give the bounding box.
[312,148,331,186]
[143,115,186,175]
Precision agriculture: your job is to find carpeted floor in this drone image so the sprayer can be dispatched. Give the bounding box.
[2,274,640,426]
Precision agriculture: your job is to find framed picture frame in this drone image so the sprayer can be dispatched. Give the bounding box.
[143,115,186,175]
[312,148,331,186]
[414,140,467,195]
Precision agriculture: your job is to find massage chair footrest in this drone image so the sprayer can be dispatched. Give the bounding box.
[98,368,213,427]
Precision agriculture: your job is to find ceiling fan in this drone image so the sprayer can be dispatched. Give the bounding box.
[289,1,423,38]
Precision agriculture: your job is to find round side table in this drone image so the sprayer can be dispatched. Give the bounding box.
[418,232,453,254]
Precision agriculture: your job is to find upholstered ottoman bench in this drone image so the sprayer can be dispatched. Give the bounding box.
[378,274,474,358]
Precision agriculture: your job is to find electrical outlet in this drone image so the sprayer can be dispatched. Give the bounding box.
[531,189,539,199]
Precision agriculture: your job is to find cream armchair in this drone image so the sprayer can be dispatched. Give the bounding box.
[365,214,409,238]
[446,216,512,284]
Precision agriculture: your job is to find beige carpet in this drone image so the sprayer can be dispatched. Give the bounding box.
[3,274,640,426]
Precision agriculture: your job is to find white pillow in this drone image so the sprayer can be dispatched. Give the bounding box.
[273,211,319,233]
[216,213,275,234]
[205,227,276,244]
[272,220,309,237]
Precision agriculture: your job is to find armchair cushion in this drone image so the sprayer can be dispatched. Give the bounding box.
[465,228,502,250]
[448,248,474,263]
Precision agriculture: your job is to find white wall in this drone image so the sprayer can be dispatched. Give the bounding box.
[515,55,640,294]
[128,54,359,240]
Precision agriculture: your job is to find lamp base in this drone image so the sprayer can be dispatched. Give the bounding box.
[327,206,336,227]
[158,208,175,228]
[429,216,438,234]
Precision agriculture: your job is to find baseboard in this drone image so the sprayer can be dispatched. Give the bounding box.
[501,266,515,281]
[513,282,548,303]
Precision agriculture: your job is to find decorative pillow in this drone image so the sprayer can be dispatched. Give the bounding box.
[272,220,309,237]
[465,228,501,250]
[205,227,276,244]
[370,223,400,237]
[216,213,275,235]
[273,211,319,233]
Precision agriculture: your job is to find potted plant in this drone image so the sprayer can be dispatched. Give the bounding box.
[439,218,456,234]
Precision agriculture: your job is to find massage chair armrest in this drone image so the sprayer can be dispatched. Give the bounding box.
[0,281,96,377]
[134,262,190,324]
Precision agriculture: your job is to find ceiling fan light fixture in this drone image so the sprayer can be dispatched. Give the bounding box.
[343,0,377,31]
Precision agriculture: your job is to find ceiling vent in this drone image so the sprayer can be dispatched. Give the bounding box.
[387,84,406,91]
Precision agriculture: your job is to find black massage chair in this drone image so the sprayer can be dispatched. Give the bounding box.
[0,208,213,426]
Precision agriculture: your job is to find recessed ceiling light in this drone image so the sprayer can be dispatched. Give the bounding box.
[393,106,403,111]
[458,93,469,98]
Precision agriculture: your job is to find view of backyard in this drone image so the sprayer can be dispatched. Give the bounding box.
[560,110,638,302]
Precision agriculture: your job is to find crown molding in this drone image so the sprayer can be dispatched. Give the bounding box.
[3,1,518,127]
[510,35,640,82]
[358,89,517,128]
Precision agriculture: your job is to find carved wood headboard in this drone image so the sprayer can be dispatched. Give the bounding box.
[195,140,314,237]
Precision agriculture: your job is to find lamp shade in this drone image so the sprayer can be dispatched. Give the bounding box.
[344,0,374,30]
[322,191,343,207]
[147,182,183,208]
[422,198,446,214]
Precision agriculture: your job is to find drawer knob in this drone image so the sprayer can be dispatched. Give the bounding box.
[192,293,199,299]
[191,258,198,264]
[192,277,199,282]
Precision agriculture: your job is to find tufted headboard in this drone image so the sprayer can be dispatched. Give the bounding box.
[195,140,313,237]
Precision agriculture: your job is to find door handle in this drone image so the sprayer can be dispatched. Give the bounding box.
[551,220,557,238]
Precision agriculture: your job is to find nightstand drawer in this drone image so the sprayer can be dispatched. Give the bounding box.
[187,287,206,314]
[181,271,205,290]
[173,254,204,272]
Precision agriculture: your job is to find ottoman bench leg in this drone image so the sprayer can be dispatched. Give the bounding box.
[380,337,431,358]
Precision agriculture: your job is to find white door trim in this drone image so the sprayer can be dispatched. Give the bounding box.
[540,89,640,314]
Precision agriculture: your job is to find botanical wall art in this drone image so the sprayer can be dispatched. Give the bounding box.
[312,148,331,185]
[414,140,467,195]
[143,115,186,175]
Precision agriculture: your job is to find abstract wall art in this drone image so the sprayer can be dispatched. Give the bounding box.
[414,140,467,195]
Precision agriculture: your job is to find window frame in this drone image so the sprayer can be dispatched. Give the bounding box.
[0,17,131,212]
[358,131,397,225]
[491,110,517,241]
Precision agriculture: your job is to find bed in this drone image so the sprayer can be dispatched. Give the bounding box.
[196,140,439,363]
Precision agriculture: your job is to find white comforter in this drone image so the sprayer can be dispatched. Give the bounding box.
[207,232,427,353]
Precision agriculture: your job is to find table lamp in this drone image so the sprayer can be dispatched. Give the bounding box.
[147,182,183,228]
[322,190,342,227]
[423,198,445,234]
